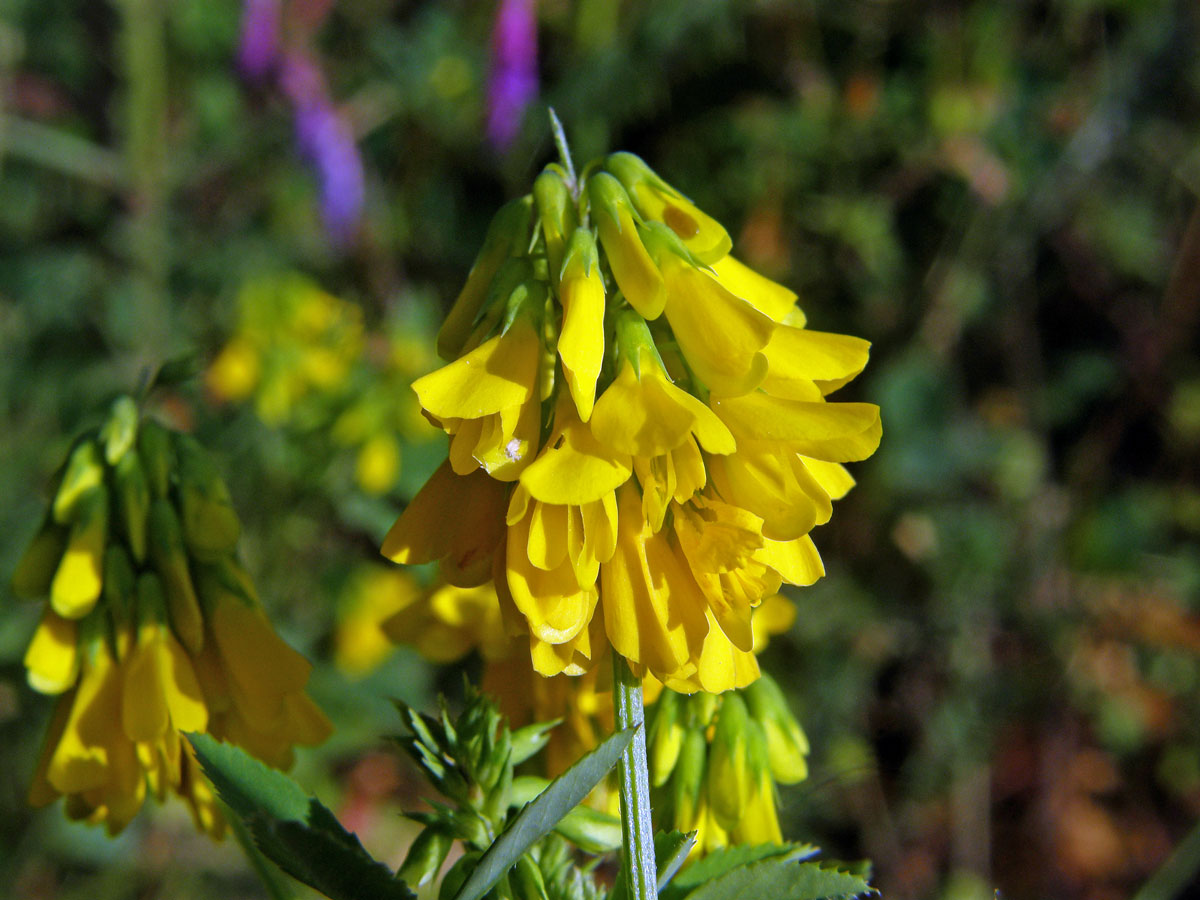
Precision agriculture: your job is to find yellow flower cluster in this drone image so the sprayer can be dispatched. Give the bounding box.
[382,152,880,691]
[207,273,438,495]
[15,398,330,836]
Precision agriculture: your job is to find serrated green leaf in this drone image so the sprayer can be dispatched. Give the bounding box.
[661,843,819,900]
[451,726,636,900]
[611,831,697,900]
[189,734,415,900]
[681,859,873,900]
[189,733,309,822]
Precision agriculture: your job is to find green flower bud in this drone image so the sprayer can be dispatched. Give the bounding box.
[50,490,108,620]
[670,727,708,833]
[112,448,151,564]
[744,674,810,784]
[707,692,753,831]
[174,433,240,561]
[439,849,481,900]
[147,497,203,654]
[137,418,175,499]
[533,167,578,287]
[100,395,140,466]
[604,152,731,264]
[511,854,549,900]
[648,688,684,787]
[587,172,665,320]
[438,196,534,361]
[52,439,104,525]
[397,826,453,888]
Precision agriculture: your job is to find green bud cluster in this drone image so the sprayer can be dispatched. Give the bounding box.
[393,690,606,900]
[433,152,731,393]
[14,396,246,659]
[645,675,810,851]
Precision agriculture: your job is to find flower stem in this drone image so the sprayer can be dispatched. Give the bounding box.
[612,651,657,900]
[547,107,579,198]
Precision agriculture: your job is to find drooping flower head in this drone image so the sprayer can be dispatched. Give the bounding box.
[16,397,330,836]
[382,151,880,692]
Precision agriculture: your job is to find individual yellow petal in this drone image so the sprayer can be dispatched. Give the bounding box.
[50,492,107,620]
[706,443,832,541]
[557,229,606,421]
[121,626,170,742]
[24,610,79,695]
[381,461,507,587]
[761,325,871,397]
[600,483,709,679]
[519,409,632,507]
[589,172,666,319]
[660,258,774,398]
[750,593,797,652]
[280,692,333,746]
[592,357,736,458]
[507,504,598,644]
[528,500,569,571]
[162,630,208,732]
[212,596,312,729]
[712,394,882,462]
[605,152,733,264]
[800,457,856,500]
[707,256,802,324]
[413,315,539,422]
[756,535,825,586]
[47,646,122,794]
[469,389,541,481]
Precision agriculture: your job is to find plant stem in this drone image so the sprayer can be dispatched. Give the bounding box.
[612,651,657,900]
[547,107,579,198]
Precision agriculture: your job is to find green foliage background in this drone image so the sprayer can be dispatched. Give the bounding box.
[3,2,1200,899]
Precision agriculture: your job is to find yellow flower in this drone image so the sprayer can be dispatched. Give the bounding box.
[382,151,880,695]
[556,229,606,422]
[413,306,545,481]
[381,579,512,664]
[381,460,508,587]
[24,610,79,695]
[24,403,332,839]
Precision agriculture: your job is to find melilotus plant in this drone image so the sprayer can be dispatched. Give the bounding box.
[15,118,881,900]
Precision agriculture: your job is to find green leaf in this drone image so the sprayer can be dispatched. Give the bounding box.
[451,726,636,900]
[681,858,874,900]
[611,830,697,900]
[661,843,818,900]
[189,734,415,900]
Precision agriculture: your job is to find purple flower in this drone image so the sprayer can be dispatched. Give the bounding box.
[237,0,282,82]
[487,0,539,151]
[281,54,365,247]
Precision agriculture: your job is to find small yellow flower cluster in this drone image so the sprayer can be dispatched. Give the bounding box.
[15,398,330,836]
[207,274,438,495]
[647,673,810,855]
[382,152,880,690]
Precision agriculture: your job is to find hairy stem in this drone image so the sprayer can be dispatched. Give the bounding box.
[613,651,657,900]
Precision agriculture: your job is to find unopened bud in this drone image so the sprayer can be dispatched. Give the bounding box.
[744,674,809,784]
[397,826,453,888]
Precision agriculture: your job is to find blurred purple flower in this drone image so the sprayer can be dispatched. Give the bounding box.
[237,0,281,81]
[487,0,539,151]
[281,53,365,247]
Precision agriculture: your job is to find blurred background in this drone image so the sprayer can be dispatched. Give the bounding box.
[3,1,1200,898]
